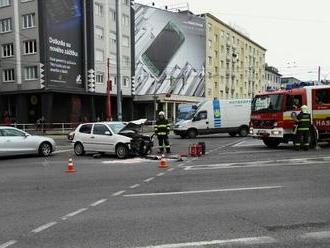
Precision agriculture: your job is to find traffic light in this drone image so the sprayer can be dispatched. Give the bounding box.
[40,63,45,89]
[88,69,95,92]
[131,76,135,95]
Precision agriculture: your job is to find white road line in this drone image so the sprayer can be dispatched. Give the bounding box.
[61,208,88,220]
[53,149,72,154]
[90,198,107,207]
[129,184,140,189]
[136,236,276,248]
[0,240,17,248]
[144,177,155,183]
[112,190,126,196]
[31,221,58,233]
[167,168,175,172]
[157,173,165,177]
[301,231,330,239]
[124,186,284,198]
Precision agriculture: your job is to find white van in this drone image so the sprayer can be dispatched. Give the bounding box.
[173,99,251,138]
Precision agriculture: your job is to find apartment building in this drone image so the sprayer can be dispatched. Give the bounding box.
[265,64,282,91]
[201,13,266,100]
[0,0,133,124]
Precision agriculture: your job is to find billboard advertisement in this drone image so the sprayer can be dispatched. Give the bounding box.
[39,0,84,90]
[134,4,206,97]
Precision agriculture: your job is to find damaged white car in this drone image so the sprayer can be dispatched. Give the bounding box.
[72,119,153,159]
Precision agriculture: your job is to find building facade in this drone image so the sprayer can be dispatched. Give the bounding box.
[265,64,282,91]
[201,13,266,100]
[0,0,133,124]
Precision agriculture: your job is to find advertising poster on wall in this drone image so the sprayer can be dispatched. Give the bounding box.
[134,4,206,97]
[39,0,84,90]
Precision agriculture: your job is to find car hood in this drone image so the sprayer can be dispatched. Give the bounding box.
[119,119,147,133]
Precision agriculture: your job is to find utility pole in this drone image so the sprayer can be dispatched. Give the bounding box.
[116,0,122,121]
[106,58,112,121]
[318,66,321,85]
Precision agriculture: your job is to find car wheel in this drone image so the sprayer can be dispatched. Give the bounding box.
[262,138,281,148]
[74,142,85,156]
[238,127,249,137]
[116,144,129,159]
[187,129,197,139]
[229,132,237,137]
[39,142,52,157]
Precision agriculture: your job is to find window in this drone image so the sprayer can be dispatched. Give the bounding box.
[214,50,218,58]
[2,43,14,57]
[123,56,129,66]
[122,35,129,47]
[122,14,129,26]
[123,76,129,87]
[196,111,207,121]
[93,124,110,135]
[0,18,12,33]
[24,66,38,80]
[208,39,212,48]
[96,49,104,62]
[316,89,330,104]
[22,13,35,28]
[1,128,25,137]
[215,66,218,74]
[122,0,129,6]
[0,0,10,8]
[2,68,15,82]
[95,26,104,39]
[110,32,116,46]
[208,23,212,32]
[110,75,117,85]
[95,2,103,16]
[23,40,37,54]
[215,34,218,43]
[110,53,116,65]
[79,124,92,134]
[208,56,212,65]
[110,9,116,21]
[96,72,104,83]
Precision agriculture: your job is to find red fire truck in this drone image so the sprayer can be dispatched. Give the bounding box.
[250,85,330,148]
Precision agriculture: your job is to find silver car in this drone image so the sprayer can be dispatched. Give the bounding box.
[0,127,56,157]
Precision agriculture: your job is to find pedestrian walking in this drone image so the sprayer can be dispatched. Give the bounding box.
[154,111,171,154]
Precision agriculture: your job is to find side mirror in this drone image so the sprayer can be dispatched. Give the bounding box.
[105,131,111,136]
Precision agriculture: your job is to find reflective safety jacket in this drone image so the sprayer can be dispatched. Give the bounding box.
[297,112,311,131]
[154,119,170,136]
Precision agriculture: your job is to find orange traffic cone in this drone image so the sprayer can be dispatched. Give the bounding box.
[66,158,76,173]
[159,155,168,169]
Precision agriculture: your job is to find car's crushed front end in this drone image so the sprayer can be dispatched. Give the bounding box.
[118,119,154,156]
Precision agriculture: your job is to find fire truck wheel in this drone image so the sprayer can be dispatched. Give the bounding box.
[238,126,249,137]
[262,138,281,148]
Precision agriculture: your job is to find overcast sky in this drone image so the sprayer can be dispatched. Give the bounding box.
[136,0,330,81]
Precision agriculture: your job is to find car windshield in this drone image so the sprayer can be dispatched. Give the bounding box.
[252,94,284,112]
[107,123,126,134]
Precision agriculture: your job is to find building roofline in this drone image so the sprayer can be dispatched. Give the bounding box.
[201,13,266,51]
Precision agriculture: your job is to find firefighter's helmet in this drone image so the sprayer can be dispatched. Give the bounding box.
[301,105,309,113]
[158,111,165,116]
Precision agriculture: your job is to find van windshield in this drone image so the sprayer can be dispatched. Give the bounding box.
[252,94,284,112]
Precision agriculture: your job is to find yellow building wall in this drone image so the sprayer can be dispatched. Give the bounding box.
[205,15,266,100]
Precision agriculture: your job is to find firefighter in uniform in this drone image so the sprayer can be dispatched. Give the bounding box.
[154,111,171,154]
[294,105,311,151]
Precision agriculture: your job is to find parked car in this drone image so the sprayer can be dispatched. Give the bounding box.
[0,126,56,157]
[72,119,153,159]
